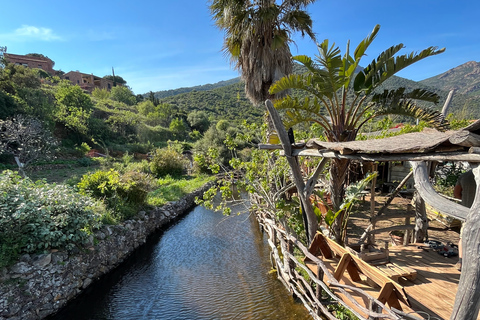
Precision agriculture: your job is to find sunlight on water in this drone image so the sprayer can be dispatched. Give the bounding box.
[49,204,311,320]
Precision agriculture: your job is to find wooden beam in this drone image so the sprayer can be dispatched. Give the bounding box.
[449,130,480,147]
[334,253,353,281]
[265,100,318,244]
[290,149,480,162]
[367,224,415,235]
[377,282,402,311]
[410,161,468,221]
[451,164,480,320]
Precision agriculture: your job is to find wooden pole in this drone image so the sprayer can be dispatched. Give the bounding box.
[265,100,318,244]
[451,164,480,320]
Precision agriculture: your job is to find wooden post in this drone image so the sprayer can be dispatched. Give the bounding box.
[413,191,428,243]
[316,263,324,302]
[368,299,381,320]
[265,100,318,244]
[403,217,410,245]
[451,165,480,320]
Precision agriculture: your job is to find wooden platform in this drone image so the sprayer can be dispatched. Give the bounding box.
[304,233,471,320]
[389,245,465,320]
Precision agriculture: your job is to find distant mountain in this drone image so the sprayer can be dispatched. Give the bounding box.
[149,77,241,99]
[420,61,480,96]
[150,61,480,124]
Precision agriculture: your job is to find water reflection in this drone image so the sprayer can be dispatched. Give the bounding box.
[49,203,311,320]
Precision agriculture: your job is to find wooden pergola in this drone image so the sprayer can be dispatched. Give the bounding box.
[262,100,480,320]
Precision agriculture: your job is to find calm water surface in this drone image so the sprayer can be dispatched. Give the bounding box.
[50,203,311,320]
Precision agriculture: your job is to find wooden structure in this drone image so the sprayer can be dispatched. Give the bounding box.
[257,100,480,320]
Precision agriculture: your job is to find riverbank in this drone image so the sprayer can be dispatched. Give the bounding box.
[0,182,214,320]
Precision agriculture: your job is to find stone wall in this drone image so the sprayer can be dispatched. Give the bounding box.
[0,182,213,320]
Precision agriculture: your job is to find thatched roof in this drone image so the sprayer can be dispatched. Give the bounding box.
[304,120,480,155]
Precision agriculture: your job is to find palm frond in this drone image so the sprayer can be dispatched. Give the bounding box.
[274,96,332,130]
[282,10,315,40]
[371,98,449,131]
[342,24,380,88]
[355,46,445,94]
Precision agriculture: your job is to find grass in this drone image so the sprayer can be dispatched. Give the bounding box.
[26,161,100,185]
[147,174,216,206]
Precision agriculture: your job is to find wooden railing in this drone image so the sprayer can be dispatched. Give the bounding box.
[251,194,423,320]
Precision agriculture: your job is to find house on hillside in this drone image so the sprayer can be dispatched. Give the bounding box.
[63,71,118,93]
[4,53,55,74]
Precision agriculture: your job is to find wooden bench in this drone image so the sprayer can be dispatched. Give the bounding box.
[305,232,414,312]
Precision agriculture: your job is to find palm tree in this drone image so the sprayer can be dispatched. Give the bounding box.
[210,0,317,105]
[269,24,448,243]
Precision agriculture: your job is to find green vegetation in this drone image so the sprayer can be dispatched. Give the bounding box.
[0,171,103,267]
[147,174,215,207]
[270,24,448,243]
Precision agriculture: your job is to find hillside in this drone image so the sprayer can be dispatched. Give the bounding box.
[151,77,241,99]
[157,80,263,124]
[420,61,480,96]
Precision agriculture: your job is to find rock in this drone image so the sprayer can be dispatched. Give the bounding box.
[32,254,52,269]
[95,231,106,240]
[82,278,92,289]
[10,262,31,275]
[19,254,31,263]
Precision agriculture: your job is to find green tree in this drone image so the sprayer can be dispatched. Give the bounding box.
[110,86,136,106]
[55,82,93,135]
[270,25,448,243]
[210,0,317,105]
[187,110,210,133]
[103,75,127,85]
[169,117,187,139]
[148,91,159,105]
[92,87,110,100]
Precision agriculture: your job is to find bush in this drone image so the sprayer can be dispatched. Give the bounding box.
[150,147,186,177]
[0,171,102,267]
[78,169,152,220]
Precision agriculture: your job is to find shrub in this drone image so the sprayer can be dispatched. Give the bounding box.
[150,147,186,177]
[0,171,102,267]
[118,170,152,205]
[78,169,152,220]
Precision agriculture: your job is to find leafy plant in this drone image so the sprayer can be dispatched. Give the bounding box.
[150,147,185,177]
[0,170,102,266]
[313,172,377,244]
[77,168,152,220]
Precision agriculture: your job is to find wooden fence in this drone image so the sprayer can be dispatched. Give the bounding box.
[251,194,423,320]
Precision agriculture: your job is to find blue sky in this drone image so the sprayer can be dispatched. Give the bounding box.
[1,1,478,95]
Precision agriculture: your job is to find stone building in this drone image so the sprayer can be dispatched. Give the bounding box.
[4,53,55,74]
[63,71,117,92]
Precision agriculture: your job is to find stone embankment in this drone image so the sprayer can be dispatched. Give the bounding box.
[0,182,213,320]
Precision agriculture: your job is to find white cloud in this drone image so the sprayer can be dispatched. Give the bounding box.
[0,25,62,42]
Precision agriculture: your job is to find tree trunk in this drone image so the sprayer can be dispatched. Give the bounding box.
[451,164,480,320]
[330,158,350,244]
[413,191,428,243]
[265,100,318,244]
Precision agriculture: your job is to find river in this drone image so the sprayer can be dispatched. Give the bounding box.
[48,202,311,319]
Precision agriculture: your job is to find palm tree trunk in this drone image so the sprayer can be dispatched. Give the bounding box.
[329,158,350,244]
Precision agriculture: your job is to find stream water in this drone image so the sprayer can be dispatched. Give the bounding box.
[49,203,311,319]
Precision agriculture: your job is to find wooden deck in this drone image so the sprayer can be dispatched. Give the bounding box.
[304,233,472,320]
[389,245,463,320]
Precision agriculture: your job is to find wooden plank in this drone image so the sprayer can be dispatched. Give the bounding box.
[290,148,480,163]
[319,233,410,306]
[377,282,402,311]
[334,253,353,281]
[449,130,480,147]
